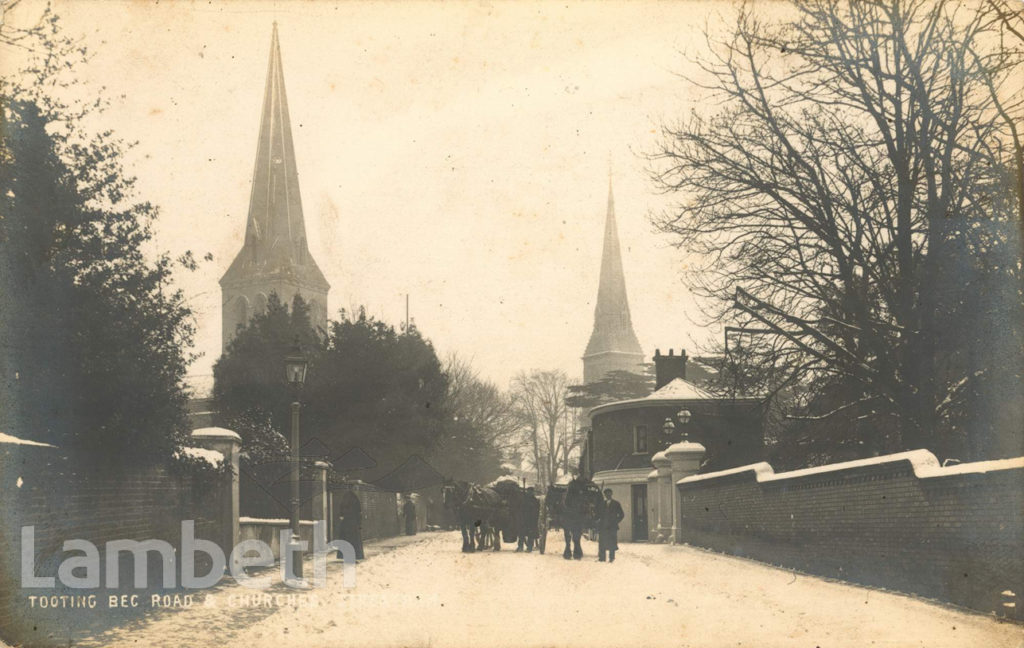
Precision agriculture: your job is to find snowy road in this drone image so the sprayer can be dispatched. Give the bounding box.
[90,531,1020,648]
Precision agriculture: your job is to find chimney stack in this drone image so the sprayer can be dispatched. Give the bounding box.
[653,348,688,389]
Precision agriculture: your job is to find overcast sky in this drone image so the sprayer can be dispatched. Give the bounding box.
[7,0,733,388]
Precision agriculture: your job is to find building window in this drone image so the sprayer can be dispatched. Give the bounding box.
[634,425,648,453]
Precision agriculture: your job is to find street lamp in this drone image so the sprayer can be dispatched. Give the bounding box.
[663,410,693,443]
[285,346,308,387]
[285,340,308,579]
[677,409,692,441]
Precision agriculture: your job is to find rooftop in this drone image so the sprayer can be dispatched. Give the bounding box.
[588,377,761,418]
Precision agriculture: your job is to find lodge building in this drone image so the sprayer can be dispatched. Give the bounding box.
[580,349,764,542]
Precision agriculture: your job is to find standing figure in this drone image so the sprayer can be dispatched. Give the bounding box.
[520,486,541,552]
[597,488,624,562]
[403,495,417,536]
[336,490,364,561]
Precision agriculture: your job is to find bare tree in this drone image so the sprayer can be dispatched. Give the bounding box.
[651,0,1023,461]
[431,354,521,483]
[978,0,1024,241]
[510,369,580,487]
[0,1,50,51]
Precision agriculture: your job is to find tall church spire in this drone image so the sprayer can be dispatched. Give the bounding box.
[220,24,329,352]
[582,172,644,383]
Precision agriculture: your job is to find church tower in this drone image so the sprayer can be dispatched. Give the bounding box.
[220,24,330,353]
[582,173,644,383]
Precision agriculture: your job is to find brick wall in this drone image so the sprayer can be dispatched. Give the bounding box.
[0,441,225,645]
[676,451,1024,614]
[330,482,400,541]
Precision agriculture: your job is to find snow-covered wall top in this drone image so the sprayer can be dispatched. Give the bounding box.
[677,449,1024,486]
[0,432,56,448]
[191,427,242,442]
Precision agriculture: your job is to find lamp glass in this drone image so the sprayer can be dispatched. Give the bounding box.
[285,349,308,387]
[677,409,692,425]
[662,417,675,435]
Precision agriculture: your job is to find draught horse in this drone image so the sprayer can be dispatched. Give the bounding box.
[442,479,518,552]
[546,477,603,560]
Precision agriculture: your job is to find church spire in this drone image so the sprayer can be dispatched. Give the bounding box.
[220,24,329,352]
[582,172,644,383]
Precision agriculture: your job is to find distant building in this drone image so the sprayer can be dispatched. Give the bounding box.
[580,348,764,542]
[185,374,216,430]
[220,24,330,354]
[581,175,644,384]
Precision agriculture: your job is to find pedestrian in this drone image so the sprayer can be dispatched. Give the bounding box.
[403,495,417,536]
[336,490,365,561]
[597,488,623,563]
[521,486,540,552]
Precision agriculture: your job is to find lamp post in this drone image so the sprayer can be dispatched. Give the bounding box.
[285,341,308,579]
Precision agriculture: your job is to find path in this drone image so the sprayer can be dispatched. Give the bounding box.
[87,532,1021,648]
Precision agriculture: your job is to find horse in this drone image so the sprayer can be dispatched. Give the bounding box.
[442,479,479,552]
[442,479,516,552]
[545,477,602,560]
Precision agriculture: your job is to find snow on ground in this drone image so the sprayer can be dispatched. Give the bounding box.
[87,531,1022,648]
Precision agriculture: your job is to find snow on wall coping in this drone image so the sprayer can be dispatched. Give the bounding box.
[191,427,242,442]
[239,517,315,526]
[916,456,1024,477]
[678,462,774,484]
[677,450,1024,486]
[664,441,707,456]
[181,446,224,467]
[0,432,56,448]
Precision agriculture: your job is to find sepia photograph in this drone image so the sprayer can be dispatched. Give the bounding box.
[0,0,1022,646]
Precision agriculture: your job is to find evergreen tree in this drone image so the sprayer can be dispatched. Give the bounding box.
[1,37,198,465]
[565,367,656,410]
[214,303,449,481]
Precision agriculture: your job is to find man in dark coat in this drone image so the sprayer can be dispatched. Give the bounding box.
[337,490,365,561]
[402,496,417,536]
[516,485,540,552]
[597,488,624,562]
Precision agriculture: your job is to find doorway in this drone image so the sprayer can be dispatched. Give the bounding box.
[631,484,648,541]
